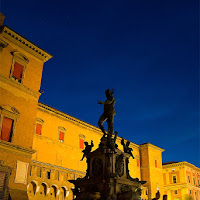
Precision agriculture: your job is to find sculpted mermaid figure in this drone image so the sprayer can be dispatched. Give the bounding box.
[98,89,115,139]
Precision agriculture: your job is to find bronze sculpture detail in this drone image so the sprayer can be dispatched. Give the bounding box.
[69,90,146,200]
[98,89,115,139]
[80,140,94,161]
[121,138,134,159]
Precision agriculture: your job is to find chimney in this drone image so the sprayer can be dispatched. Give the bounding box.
[0,13,5,26]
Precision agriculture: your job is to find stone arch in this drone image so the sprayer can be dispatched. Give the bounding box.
[27,180,38,195]
[40,182,48,196]
[60,186,69,199]
[49,184,58,198]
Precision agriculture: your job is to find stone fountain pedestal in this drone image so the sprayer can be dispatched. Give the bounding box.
[69,136,146,200]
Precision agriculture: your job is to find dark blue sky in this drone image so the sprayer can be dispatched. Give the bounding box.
[2,0,199,167]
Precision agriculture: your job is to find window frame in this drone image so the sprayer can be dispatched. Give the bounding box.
[174,190,178,195]
[79,134,86,149]
[0,106,19,143]
[173,175,177,183]
[10,52,29,84]
[58,127,66,143]
[35,118,44,136]
[46,171,51,179]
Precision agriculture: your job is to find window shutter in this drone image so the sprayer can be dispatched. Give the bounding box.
[0,117,13,142]
[36,123,42,135]
[155,160,157,168]
[136,159,139,166]
[59,132,64,141]
[80,139,84,149]
[12,62,24,81]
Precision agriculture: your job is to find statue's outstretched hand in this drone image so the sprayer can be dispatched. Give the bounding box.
[98,101,104,104]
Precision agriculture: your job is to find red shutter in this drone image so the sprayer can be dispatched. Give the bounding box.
[155,160,157,168]
[80,139,84,149]
[0,117,13,142]
[59,132,64,141]
[137,159,139,166]
[12,62,24,81]
[36,123,42,135]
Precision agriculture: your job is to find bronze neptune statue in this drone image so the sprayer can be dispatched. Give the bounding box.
[98,89,115,139]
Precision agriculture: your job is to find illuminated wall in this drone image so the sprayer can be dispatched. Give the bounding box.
[163,162,200,200]
[0,14,52,199]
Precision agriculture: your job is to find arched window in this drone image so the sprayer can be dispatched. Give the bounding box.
[50,185,58,198]
[28,181,37,195]
[60,186,69,199]
[41,183,47,196]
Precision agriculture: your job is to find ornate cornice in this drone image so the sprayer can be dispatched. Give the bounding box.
[139,142,164,152]
[162,161,200,172]
[38,102,103,134]
[0,74,41,98]
[31,160,85,175]
[1,26,52,62]
[0,140,35,159]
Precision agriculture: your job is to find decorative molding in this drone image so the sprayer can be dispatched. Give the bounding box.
[0,38,8,48]
[163,162,200,172]
[58,126,66,132]
[0,73,41,98]
[38,102,103,134]
[36,118,44,124]
[139,143,165,152]
[12,51,29,64]
[0,105,19,116]
[2,26,52,62]
[79,134,85,139]
[0,140,35,158]
[31,160,86,175]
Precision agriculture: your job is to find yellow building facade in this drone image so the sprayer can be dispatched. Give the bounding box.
[163,162,200,200]
[0,13,52,199]
[0,13,199,200]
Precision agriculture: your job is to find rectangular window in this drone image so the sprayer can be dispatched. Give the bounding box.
[188,175,190,183]
[193,178,195,185]
[174,190,178,195]
[155,160,157,168]
[46,171,51,179]
[12,62,24,82]
[35,123,42,135]
[137,159,139,167]
[0,117,14,142]
[59,131,64,142]
[173,175,177,183]
[80,139,84,149]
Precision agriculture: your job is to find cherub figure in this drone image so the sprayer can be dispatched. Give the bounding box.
[121,138,134,159]
[80,140,94,161]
